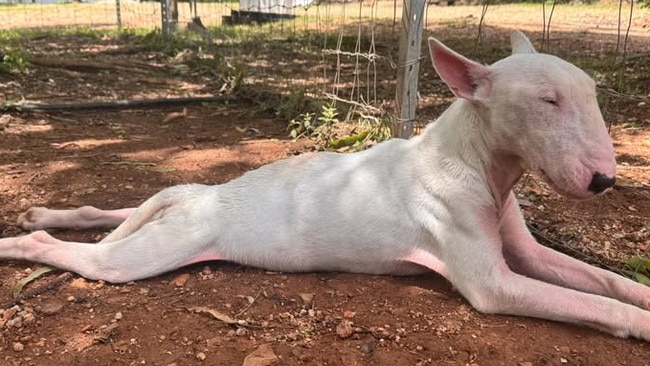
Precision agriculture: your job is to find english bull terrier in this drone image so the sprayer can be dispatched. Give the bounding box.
[3,31,650,340]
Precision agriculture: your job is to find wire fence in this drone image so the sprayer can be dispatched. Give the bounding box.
[1,1,648,126]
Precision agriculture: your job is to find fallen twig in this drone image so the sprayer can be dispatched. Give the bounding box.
[1,272,73,310]
[234,288,264,318]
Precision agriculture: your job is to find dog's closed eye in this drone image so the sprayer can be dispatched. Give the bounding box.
[542,97,558,106]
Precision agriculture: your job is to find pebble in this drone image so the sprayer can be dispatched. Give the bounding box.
[7,317,23,328]
[114,312,123,321]
[298,292,314,305]
[202,266,212,275]
[66,295,76,302]
[196,352,207,361]
[39,301,63,316]
[172,273,191,287]
[13,342,24,352]
[22,313,36,326]
[336,319,355,339]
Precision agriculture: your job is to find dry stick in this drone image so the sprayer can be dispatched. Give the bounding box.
[1,272,73,310]
[544,0,557,52]
[474,0,490,55]
[541,0,557,52]
[616,0,635,95]
[616,0,624,55]
[234,288,264,318]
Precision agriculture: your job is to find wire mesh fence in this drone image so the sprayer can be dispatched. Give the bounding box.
[0,1,648,128]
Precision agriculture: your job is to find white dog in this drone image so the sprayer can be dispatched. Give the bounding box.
[3,31,650,340]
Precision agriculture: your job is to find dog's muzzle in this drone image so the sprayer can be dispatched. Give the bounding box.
[588,172,616,194]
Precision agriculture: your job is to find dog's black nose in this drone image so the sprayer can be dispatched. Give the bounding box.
[588,172,616,194]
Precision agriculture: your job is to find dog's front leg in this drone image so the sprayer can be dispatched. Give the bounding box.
[498,192,650,311]
[437,204,650,340]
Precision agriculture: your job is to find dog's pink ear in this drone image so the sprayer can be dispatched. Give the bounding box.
[427,38,491,101]
[510,30,537,54]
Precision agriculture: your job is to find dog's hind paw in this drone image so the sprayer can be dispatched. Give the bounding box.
[17,207,51,231]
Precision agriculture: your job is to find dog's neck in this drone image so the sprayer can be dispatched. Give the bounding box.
[421,99,525,212]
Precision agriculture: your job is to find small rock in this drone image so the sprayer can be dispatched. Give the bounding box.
[343,310,356,319]
[69,278,91,289]
[361,342,375,357]
[66,295,76,302]
[22,313,36,326]
[336,319,355,339]
[196,352,206,361]
[13,342,24,352]
[206,336,222,348]
[172,273,191,287]
[7,317,23,328]
[114,312,123,321]
[298,292,314,305]
[235,328,248,336]
[518,362,533,366]
[202,266,212,275]
[39,301,63,316]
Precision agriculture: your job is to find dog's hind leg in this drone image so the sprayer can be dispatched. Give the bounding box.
[18,207,135,231]
[499,193,650,310]
[0,213,223,283]
[1,184,224,282]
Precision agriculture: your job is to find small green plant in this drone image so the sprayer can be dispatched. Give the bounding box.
[288,100,394,151]
[287,112,316,139]
[314,103,339,143]
[0,47,28,74]
[287,104,339,145]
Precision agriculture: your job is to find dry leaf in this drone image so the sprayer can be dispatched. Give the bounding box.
[188,306,238,325]
[242,344,279,366]
[163,108,187,123]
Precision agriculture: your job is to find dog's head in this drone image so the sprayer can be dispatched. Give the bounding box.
[428,30,616,199]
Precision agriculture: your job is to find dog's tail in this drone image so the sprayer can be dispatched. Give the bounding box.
[99,184,203,244]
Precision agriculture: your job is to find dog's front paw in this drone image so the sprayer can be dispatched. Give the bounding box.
[17,207,51,231]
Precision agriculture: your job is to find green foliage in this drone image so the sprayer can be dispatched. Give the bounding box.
[623,256,650,287]
[287,100,393,151]
[287,112,316,140]
[287,103,338,144]
[0,47,28,74]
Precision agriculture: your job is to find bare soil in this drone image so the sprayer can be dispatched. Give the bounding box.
[2,6,650,366]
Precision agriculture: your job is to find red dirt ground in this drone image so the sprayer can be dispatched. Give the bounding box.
[0,105,649,366]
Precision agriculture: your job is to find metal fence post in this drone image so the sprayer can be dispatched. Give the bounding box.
[394,0,426,139]
[115,0,122,30]
[161,0,179,37]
